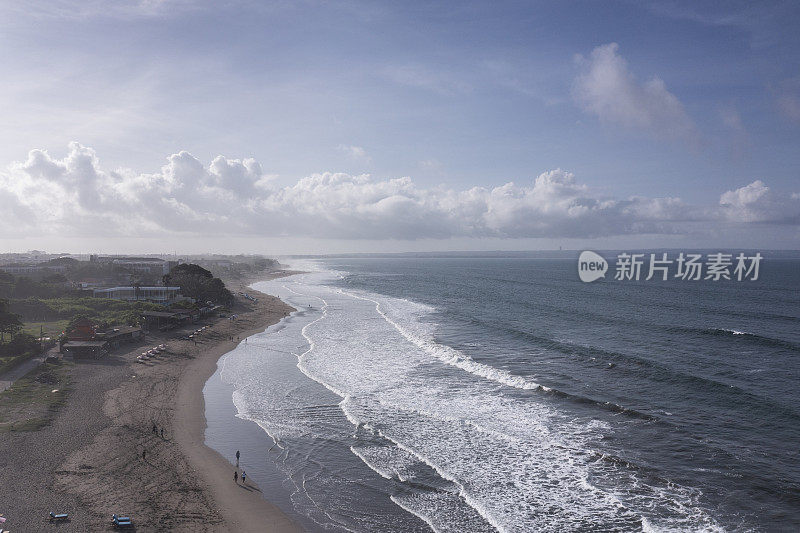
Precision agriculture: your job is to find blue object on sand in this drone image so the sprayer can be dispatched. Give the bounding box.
[111,514,134,527]
[49,511,69,520]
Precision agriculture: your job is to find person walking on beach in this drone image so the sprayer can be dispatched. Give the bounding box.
[152,423,157,434]
[234,470,238,483]
[235,450,240,465]
[142,448,146,460]
[160,428,164,438]
[241,470,247,484]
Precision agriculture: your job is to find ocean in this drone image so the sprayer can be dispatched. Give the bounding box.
[203,254,800,532]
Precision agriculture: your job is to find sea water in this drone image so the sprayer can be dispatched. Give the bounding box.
[205,255,800,532]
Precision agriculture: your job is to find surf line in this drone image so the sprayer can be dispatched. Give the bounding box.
[335,287,549,392]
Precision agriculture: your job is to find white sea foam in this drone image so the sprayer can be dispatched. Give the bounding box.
[218,268,725,532]
[339,287,551,392]
[715,327,749,336]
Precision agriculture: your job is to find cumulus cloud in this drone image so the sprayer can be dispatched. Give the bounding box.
[719,180,800,223]
[0,143,797,240]
[573,43,698,143]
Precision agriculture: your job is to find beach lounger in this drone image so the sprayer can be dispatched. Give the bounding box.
[49,511,69,521]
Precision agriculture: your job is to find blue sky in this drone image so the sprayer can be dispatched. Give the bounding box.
[0,0,798,253]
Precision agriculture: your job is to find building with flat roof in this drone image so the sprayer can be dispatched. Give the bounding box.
[0,264,66,275]
[61,340,109,359]
[140,310,196,331]
[92,286,183,303]
[93,256,171,275]
[95,325,145,349]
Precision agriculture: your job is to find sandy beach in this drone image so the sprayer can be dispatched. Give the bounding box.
[0,271,302,532]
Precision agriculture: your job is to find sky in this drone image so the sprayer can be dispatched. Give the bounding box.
[0,0,798,254]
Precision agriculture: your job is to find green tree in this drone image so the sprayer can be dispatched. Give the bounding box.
[163,263,233,305]
[0,298,23,342]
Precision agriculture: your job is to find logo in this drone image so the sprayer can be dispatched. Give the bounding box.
[578,251,608,282]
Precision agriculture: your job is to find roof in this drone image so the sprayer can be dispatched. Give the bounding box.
[62,340,108,347]
[94,286,181,292]
[98,326,142,338]
[141,311,190,318]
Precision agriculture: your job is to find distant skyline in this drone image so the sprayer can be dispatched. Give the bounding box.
[1,0,799,253]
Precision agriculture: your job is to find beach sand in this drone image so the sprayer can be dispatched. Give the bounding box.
[0,271,302,532]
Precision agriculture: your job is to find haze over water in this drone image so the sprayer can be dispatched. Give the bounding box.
[207,255,800,532]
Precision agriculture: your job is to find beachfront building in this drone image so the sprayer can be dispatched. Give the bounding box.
[61,340,109,359]
[92,286,183,303]
[140,310,196,331]
[62,320,144,357]
[95,325,145,349]
[67,317,97,340]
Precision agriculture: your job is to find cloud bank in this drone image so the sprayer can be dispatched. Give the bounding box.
[0,143,798,241]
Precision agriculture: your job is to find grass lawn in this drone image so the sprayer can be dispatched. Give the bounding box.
[0,361,71,432]
[21,319,70,339]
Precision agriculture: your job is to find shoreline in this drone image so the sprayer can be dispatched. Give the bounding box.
[0,269,303,531]
[172,273,303,533]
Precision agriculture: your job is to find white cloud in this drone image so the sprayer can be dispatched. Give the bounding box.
[573,43,698,143]
[0,143,797,241]
[719,106,745,132]
[0,0,203,20]
[775,78,800,124]
[719,180,800,223]
[337,144,371,162]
